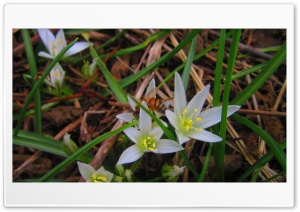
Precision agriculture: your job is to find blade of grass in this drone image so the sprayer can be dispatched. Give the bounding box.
[231,62,267,81]
[250,165,265,182]
[198,142,213,182]
[90,45,128,103]
[217,29,241,182]
[156,30,234,89]
[13,130,93,163]
[38,120,138,182]
[21,29,42,134]
[212,29,227,180]
[13,38,78,137]
[117,29,201,89]
[230,42,286,105]
[128,95,199,178]
[237,140,286,182]
[181,35,197,90]
[231,114,286,171]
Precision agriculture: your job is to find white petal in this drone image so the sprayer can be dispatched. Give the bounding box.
[149,126,164,141]
[123,127,141,144]
[186,85,210,118]
[116,113,135,123]
[174,72,187,116]
[139,102,151,135]
[127,95,137,110]
[176,130,190,145]
[38,29,55,50]
[116,145,143,165]
[38,51,54,59]
[187,129,222,143]
[77,161,95,181]
[145,78,156,96]
[156,139,184,153]
[95,167,113,182]
[63,42,90,58]
[165,110,179,130]
[196,105,240,129]
[55,29,67,53]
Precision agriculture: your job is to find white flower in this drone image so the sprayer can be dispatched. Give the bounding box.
[161,164,185,182]
[116,78,157,123]
[77,161,113,183]
[116,101,184,165]
[38,29,90,59]
[165,72,240,145]
[44,63,65,89]
[81,58,98,81]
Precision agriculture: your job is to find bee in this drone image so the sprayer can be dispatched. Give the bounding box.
[133,88,170,119]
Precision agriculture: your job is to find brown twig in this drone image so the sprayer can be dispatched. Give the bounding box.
[236,109,286,117]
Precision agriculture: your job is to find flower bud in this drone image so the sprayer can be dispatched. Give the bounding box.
[61,133,79,156]
[161,164,185,182]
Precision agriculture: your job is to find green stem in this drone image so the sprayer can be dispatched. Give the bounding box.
[21,29,42,134]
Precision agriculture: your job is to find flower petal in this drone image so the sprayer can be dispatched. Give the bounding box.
[196,105,240,129]
[95,167,113,182]
[156,139,184,153]
[116,145,143,165]
[187,129,222,143]
[123,127,141,144]
[145,78,156,96]
[165,110,179,130]
[176,130,190,145]
[38,51,54,59]
[116,113,135,123]
[174,72,187,116]
[139,102,152,135]
[63,42,90,58]
[127,95,137,110]
[38,29,55,51]
[55,29,67,54]
[186,85,210,118]
[77,161,95,181]
[149,126,164,141]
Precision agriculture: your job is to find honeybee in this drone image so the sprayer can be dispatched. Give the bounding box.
[132,88,170,119]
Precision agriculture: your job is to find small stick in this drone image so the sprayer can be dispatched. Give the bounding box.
[236,109,286,117]
[272,79,286,111]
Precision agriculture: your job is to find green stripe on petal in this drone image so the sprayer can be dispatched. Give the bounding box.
[176,130,190,145]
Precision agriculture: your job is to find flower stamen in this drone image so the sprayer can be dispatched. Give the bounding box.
[92,173,108,182]
[141,136,157,151]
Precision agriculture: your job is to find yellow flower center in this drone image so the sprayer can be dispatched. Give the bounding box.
[51,71,60,78]
[179,109,202,132]
[141,136,156,151]
[92,173,108,182]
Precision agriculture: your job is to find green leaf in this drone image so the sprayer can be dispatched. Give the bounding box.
[231,114,286,171]
[230,42,286,105]
[90,45,128,103]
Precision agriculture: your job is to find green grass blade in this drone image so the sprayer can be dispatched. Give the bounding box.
[13,130,93,163]
[21,29,42,134]
[117,29,201,88]
[216,29,241,182]
[13,38,79,137]
[231,114,286,171]
[237,140,286,182]
[230,42,286,105]
[128,95,199,178]
[38,121,138,182]
[182,35,197,90]
[198,142,213,182]
[231,62,267,81]
[90,45,128,103]
[212,29,227,180]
